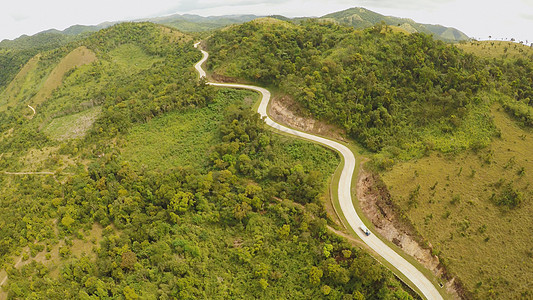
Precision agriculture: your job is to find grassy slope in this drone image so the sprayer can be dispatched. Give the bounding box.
[43,106,102,141]
[0,23,195,172]
[0,46,97,112]
[456,40,533,60]
[122,88,339,176]
[381,106,533,299]
[121,89,256,171]
[30,46,97,106]
[109,44,161,72]
[0,55,41,110]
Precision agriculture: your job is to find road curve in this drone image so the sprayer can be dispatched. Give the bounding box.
[193,42,443,300]
[27,105,36,117]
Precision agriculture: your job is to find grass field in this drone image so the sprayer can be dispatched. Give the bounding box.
[43,106,102,141]
[121,89,254,171]
[0,54,40,111]
[121,88,339,180]
[456,40,533,60]
[381,106,533,299]
[30,46,97,106]
[109,44,161,72]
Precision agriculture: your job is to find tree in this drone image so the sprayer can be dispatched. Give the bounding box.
[169,191,195,214]
[309,266,323,285]
[120,250,137,271]
[123,286,139,300]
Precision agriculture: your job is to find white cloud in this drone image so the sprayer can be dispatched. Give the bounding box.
[0,0,531,43]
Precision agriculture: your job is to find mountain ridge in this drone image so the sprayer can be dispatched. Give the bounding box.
[320,7,469,42]
[1,7,470,44]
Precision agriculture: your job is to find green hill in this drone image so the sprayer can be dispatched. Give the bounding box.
[0,22,413,299]
[0,5,469,92]
[321,7,469,42]
[147,14,260,32]
[0,31,83,91]
[457,40,533,60]
[206,18,533,299]
[207,19,491,157]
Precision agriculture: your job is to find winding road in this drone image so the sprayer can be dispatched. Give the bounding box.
[27,105,36,118]
[194,42,443,300]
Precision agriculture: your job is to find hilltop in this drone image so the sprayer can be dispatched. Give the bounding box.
[457,39,533,60]
[207,18,490,157]
[0,6,471,94]
[320,7,469,42]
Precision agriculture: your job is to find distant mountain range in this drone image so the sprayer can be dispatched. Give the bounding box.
[0,7,469,47]
[320,7,469,42]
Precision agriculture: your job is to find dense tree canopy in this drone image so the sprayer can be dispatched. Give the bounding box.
[206,19,531,159]
[0,22,414,299]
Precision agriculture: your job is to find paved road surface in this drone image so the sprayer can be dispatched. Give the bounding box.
[27,105,36,118]
[193,42,443,300]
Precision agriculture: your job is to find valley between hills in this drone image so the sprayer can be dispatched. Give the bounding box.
[0,6,532,300]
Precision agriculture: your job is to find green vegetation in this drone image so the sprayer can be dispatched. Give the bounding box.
[108,43,161,72]
[206,18,533,298]
[151,14,259,32]
[0,22,202,168]
[0,22,413,299]
[0,54,41,110]
[122,89,256,171]
[207,19,497,159]
[43,106,102,141]
[4,9,530,299]
[31,46,98,106]
[320,7,469,42]
[0,31,84,90]
[457,40,533,60]
[382,108,533,299]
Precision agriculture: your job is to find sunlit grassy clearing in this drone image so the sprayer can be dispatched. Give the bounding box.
[43,106,102,141]
[382,106,533,299]
[456,40,533,60]
[108,43,161,72]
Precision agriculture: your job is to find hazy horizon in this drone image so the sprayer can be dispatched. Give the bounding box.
[1,0,532,43]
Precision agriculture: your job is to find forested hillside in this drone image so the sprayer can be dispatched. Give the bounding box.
[206,18,533,161]
[320,7,469,42]
[0,31,82,90]
[207,19,493,159]
[0,22,413,299]
[206,18,533,298]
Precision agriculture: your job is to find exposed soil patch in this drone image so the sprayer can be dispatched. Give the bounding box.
[357,166,466,299]
[210,72,239,83]
[269,94,346,142]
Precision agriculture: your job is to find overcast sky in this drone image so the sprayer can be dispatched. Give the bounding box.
[1,0,532,43]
